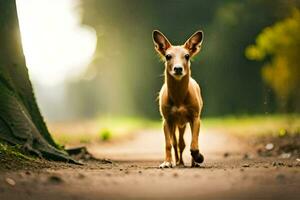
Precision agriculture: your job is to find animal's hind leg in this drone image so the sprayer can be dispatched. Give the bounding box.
[178,125,186,166]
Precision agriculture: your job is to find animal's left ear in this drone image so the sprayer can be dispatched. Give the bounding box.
[184,31,203,57]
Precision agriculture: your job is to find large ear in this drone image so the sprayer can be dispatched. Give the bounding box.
[152,30,171,56]
[184,31,203,57]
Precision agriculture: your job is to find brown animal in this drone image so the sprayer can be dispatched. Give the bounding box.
[152,30,204,168]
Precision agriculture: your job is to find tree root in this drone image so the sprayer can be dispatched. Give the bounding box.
[66,146,112,164]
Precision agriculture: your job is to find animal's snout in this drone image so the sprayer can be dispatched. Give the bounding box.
[174,66,183,75]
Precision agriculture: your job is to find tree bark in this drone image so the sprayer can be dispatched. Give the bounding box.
[0,0,78,163]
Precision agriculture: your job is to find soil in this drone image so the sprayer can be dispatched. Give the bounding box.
[0,128,299,200]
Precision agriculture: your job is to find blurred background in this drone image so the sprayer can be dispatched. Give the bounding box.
[15,0,300,144]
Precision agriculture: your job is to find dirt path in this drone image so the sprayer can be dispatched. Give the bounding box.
[1,128,300,200]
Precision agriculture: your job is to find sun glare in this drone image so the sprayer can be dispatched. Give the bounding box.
[16,0,97,86]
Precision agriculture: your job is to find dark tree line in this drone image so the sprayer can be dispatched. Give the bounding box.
[66,0,300,119]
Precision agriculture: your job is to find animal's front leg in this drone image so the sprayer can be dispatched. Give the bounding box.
[160,120,174,168]
[190,117,204,167]
[177,125,186,167]
[171,127,179,165]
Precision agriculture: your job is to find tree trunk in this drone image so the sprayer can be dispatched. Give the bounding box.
[0,0,78,163]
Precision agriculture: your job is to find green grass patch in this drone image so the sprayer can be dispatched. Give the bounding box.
[50,116,160,145]
[0,142,37,171]
[0,142,52,171]
[98,128,112,141]
[0,142,33,161]
[202,114,300,136]
[50,114,300,145]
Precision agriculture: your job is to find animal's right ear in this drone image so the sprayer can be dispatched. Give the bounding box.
[152,30,171,56]
[184,31,203,57]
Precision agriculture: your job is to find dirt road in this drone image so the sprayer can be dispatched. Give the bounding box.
[0,128,300,200]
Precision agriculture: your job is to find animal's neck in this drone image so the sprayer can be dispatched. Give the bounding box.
[165,70,190,105]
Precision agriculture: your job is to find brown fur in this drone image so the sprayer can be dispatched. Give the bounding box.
[153,30,204,167]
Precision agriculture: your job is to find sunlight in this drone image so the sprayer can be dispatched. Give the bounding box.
[16,0,97,86]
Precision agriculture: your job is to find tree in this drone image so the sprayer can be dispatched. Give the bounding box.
[246,9,300,112]
[0,0,78,163]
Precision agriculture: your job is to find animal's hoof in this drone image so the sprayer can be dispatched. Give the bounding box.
[191,162,201,168]
[191,149,204,164]
[159,161,172,168]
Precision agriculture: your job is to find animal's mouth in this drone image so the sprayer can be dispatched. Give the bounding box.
[171,72,185,80]
[174,71,183,76]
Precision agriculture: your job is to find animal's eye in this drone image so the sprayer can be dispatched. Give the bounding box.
[185,54,190,60]
[165,54,172,61]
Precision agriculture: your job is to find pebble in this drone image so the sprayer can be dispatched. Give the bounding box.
[223,152,230,158]
[243,154,249,159]
[272,161,284,166]
[280,153,291,159]
[48,175,63,184]
[242,164,250,167]
[77,173,85,179]
[18,172,26,178]
[5,178,16,186]
[265,143,274,150]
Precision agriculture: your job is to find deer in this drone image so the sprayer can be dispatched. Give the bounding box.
[152,30,204,168]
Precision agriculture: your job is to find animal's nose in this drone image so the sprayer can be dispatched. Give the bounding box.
[174,66,183,74]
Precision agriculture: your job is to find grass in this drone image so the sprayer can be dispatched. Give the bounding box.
[0,142,54,171]
[99,129,112,141]
[49,114,300,145]
[0,142,38,170]
[49,116,160,145]
[202,114,300,136]
[0,143,33,160]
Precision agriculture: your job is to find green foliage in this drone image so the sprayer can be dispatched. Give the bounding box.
[0,142,33,161]
[203,114,300,136]
[99,129,112,141]
[50,117,160,145]
[246,9,300,111]
[64,0,300,119]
